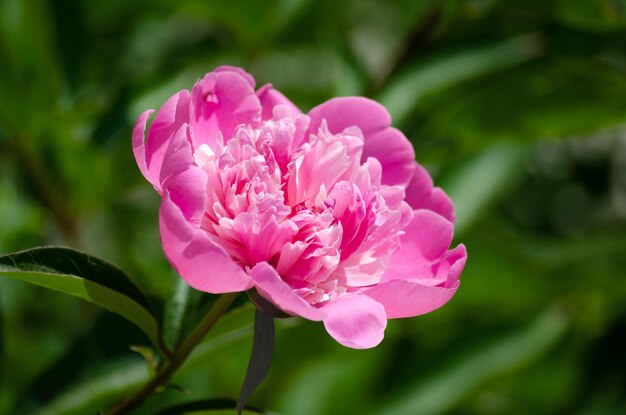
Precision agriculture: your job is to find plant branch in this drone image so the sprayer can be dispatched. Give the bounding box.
[106,293,239,415]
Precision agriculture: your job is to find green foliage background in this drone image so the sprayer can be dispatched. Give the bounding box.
[1,0,626,413]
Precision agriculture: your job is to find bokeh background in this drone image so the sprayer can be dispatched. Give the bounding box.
[1,0,626,414]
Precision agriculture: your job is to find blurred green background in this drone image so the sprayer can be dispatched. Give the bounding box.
[1,0,626,414]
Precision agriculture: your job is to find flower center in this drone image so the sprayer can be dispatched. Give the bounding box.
[194,113,412,305]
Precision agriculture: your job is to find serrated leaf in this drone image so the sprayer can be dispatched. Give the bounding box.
[0,246,159,346]
[237,309,275,415]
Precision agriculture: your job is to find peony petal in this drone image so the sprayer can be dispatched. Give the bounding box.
[257,83,302,121]
[322,295,387,349]
[410,209,454,261]
[442,244,467,287]
[214,65,256,88]
[364,278,460,319]
[380,209,454,285]
[405,163,455,222]
[145,90,191,192]
[404,209,453,260]
[160,180,252,294]
[159,124,195,187]
[162,166,206,225]
[363,127,416,187]
[132,109,154,187]
[423,187,455,223]
[307,97,415,187]
[308,97,392,136]
[189,69,261,148]
[251,262,324,321]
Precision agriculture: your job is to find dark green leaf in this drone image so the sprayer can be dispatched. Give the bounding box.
[0,246,158,346]
[33,305,255,415]
[237,310,275,415]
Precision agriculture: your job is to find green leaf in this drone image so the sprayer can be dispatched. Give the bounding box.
[376,307,570,415]
[156,398,266,415]
[378,34,545,127]
[237,310,275,415]
[0,246,158,346]
[33,305,255,415]
[162,272,192,350]
[129,345,157,376]
[440,141,531,236]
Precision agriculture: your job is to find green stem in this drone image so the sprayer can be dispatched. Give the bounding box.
[106,293,239,415]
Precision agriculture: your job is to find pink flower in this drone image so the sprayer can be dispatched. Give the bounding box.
[133,66,466,349]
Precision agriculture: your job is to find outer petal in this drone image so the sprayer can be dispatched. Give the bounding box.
[214,65,256,88]
[322,295,387,349]
[365,243,466,318]
[307,97,415,187]
[159,123,195,187]
[160,170,253,293]
[145,90,191,193]
[364,278,460,319]
[163,166,206,225]
[382,209,454,285]
[189,69,261,148]
[257,83,302,120]
[405,163,455,222]
[132,109,154,186]
[251,262,324,321]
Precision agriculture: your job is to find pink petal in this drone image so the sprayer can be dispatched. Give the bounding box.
[257,83,302,121]
[214,66,256,88]
[405,163,455,222]
[250,262,324,321]
[162,166,207,225]
[160,178,252,294]
[363,127,416,187]
[380,209,454,285]
[405,209,454,261]
[403,163,432,208]
[442,244,467,286]
[423,187,455,223]
[307,97,415,187]
[307,97,391,135]
[189,69,261,148]
[145,90,191,192]
[364,278,460,319]
[158,124,195,186]
[132,109,154,187]
[321,295,387,349]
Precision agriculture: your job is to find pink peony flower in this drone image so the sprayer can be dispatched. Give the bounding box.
[133,66,466,349]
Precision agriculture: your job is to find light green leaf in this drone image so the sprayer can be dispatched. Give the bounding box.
[376,307,569,415]
[440,141,531,235]
[0,246,159,346]
[378,34,545,127]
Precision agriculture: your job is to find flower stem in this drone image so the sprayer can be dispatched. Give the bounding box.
[106,293,239,415]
